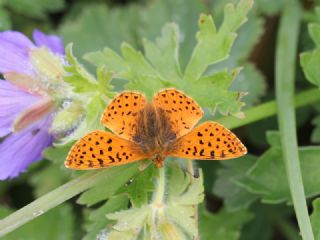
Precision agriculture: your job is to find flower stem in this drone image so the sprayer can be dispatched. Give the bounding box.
[217,88,320,130]
[275,1,314,240]
[0,163,139,237]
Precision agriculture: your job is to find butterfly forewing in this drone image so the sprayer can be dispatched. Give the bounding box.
[101,92,147,141]
[169,121,247,160]
[65,130,149,169]
[153,89,204,138]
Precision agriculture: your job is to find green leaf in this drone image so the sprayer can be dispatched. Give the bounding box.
[300,49,320,86]
[139,0,206,69]
[5,0,65,19]
[64,44,99,93]
[58,4,139,61]
[300,9,320,87]
[309,23,320,47]
[199,204,253,240]
[238,131,320,203]
[85,2,252,116]
[83,195,129,240]
[43,144,72,164]
[143,23,183,82]
[231,64,266,107]
[184,0,253,82]
[209,5,266,107]
[0,204,74,240]
[186,69,245,116]
[310,198,320,239]
[125,165,158,208]
[213,155,259,211]
[107,206,150,232]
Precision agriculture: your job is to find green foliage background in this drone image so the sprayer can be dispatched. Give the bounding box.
[1,0,320,239]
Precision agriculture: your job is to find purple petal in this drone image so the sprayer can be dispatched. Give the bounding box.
[0,81,39,137]
[33,29,65,55]
[0,31,36,75]
[0,116,53,180]
[0,31,34,49]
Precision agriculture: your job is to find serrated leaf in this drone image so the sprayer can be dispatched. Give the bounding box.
[139,0,205,69]
[166,161,190,200]
[0,204,74,240]
[58,4,139,60]
[107,206,150,231]
[125,165,158,208]
[231,64,266,107]
[208,5,266,107]
[184,0,253,82]
[64,44,98,93]
[199,204,253,240]
[173,171,204,205]
[310,198,320,239]
[143,23,183,82]
[83,195,129,240]
[213,155,259,211]
[165,205,198,237]
[238,131,320,203]
[186,69,245,115]
[85,3,252,116]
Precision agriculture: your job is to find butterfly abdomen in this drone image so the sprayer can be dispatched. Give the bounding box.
[132,103,178,156]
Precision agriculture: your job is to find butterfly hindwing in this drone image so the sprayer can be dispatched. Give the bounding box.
[101,92,147,141]
[153,88,204,138]
[169,121,247,160]
[65,130,148,169]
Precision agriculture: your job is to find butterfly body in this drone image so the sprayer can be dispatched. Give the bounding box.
[132,102,179,167]
[65,88,247,170]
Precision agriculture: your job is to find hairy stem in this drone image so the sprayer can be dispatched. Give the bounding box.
[275,1,314,240]
[187,160,199,240]
[153,166,166,205]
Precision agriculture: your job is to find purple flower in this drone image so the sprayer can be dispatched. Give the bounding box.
[0,29,65,180]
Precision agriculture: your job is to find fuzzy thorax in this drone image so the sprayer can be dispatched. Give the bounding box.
[132,103,178,166]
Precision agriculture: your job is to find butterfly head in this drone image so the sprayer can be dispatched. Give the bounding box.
[152,154,165,168]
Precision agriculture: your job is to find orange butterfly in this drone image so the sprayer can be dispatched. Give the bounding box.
[65,89,247,169]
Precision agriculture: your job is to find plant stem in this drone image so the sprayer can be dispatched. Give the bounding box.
[0,163,139,237]
[217,88,320,129]
[275,1,314,240]
[153,167,166,205]
[150,166,166,239]
[187,160,199,240]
